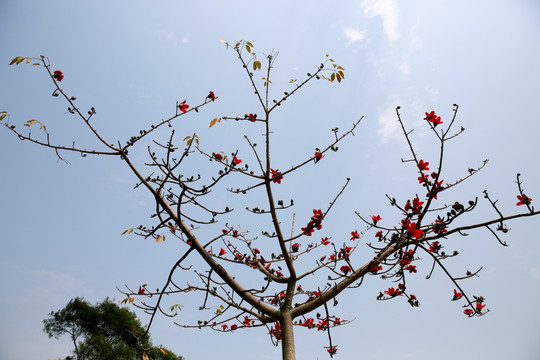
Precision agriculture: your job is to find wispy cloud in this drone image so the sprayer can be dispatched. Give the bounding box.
[344,27,367,44]
[361,0,400,41]
[377,103,401,142]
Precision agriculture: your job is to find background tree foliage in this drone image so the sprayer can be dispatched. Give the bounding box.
[43,298,183,360]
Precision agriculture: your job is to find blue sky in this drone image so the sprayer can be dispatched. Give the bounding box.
[1,1,540,359]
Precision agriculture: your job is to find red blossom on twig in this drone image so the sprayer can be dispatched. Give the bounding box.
[425,111,443,126]
[418,159,429,171]
[270,168,283,184]
[178,100,189,113]
[370,214,381,225]
[53,70,64,81]
[517,194,532,206]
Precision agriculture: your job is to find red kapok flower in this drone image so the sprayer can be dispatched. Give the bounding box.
[53,70,64,81]
[230,324,238,330]
[425,111,443,126]
[178,100,189,113]
[316,319,328,331]
[476,302,486,311]
[384,287,402,297]
[340,265,352,274]
[406,265,417,273]
[213,152,223,161]
[464,308,474,316]
[418,174,429,184]
[270,168,283,184]
[406,221,424,239]
[452,289,462,301]
[428,241,441,253]
[375,230,383,238]
[516,194,532,206]
[138,286,145,295]
[219,248,227,256]
[350,230,360,241]
[314,151,324,162]
[418,159,430,171]
[221,324,228,330]
[243,316,252,326]
[370,265,383,274]
[276,271,284,277]
[302,318,315,329]
[208,91,216,101]
[321,237,330,246]
[370,214,382,224]
[170,226,177,233]
[327,346,338,355]
[292,243,300,252]
[232,156,242,165]
[245,113,257,122]
[270,322,282,340]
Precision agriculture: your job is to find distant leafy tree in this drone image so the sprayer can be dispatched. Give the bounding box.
[43,298,183,360]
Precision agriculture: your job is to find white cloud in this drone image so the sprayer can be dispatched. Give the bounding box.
[361,0,400,41]
[344,27,367,44]
[377,104,401,142]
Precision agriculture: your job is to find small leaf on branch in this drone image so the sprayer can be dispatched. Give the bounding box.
[121,228,134,235]
[209,117,222,128]
[156,235,165,242]
[9,56,26,65]
[24,119,39,127]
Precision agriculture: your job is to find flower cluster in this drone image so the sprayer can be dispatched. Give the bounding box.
[301,209,323,236]
[432,216,448,234]
[425,111,443,126]
[270,322,281,340]
[402,219,424,239]
[405,197,424,215]
[384,284,405,297]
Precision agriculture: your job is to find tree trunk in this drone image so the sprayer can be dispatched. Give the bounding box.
[280,311,296,360]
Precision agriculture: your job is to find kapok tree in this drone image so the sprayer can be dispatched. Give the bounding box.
[3,41,539,360]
